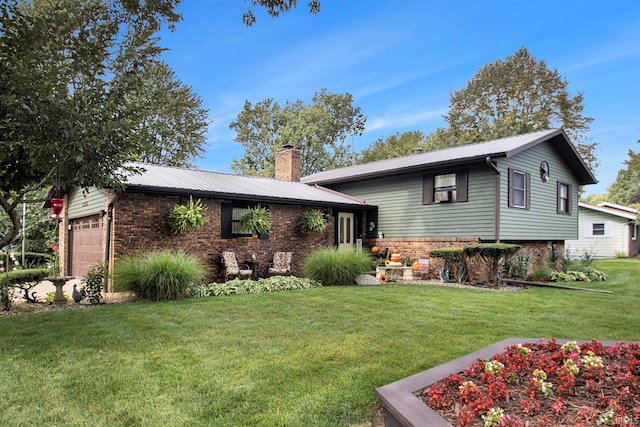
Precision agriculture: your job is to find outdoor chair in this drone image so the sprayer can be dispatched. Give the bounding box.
[268,251,292,276]
[222,251,253,281]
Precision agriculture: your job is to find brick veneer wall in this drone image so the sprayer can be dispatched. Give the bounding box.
[364,237,564,282]
[109,193,334,286]
[365,237,481,280]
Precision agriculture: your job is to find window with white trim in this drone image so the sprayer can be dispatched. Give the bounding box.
[632,223,638,241]
[584,221,612,238]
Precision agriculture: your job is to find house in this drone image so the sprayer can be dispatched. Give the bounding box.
[565,202,639,259]
[301,128,598,270]
[58,129,598,286]
[56,146,374,286]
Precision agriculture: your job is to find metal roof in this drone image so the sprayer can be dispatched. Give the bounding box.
[301,129,597,186]
[121,163,370,208]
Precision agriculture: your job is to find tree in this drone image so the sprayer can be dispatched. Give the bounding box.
[435,47,598,173]
[242,0,321,26]
[230,89,366,177]
[359,131,427,164]
[0,0,184,249]
[0,188,58,254]
[128,61,210,168]
[606,142,640,206]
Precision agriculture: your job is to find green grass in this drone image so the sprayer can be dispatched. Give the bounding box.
[1,259,638,426]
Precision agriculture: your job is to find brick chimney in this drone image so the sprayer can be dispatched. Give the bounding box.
[275,144,301,181]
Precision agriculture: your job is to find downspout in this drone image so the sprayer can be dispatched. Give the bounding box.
[486,157,500,243]
[104,189,121,292]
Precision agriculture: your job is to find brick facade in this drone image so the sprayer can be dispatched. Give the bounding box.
[363,237,564,281]
[108,193,334,288]
[58,190,566,289]
[364,237,481,280]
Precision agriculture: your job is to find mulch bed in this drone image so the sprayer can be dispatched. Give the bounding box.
[420,339,640,426]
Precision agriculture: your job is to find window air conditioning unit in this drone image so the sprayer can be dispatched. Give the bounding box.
[434,190,452,203]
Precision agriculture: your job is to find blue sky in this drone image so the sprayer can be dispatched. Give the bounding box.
[158,0,640,197]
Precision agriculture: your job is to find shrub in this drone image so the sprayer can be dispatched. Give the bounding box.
[463,243,520,287]
[551,270,590,282]
[530,265,553,282]
[429,247,468,283]
[81,263,107,304]
[303,247,374,286]
[0,252,52,270]
[0,268,51,308]
[582,267,607,281]
[503,251,533,279]
[190,276,321,297]
[113,250,205,301]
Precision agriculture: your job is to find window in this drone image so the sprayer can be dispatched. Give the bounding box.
[592,223,605,236]
[434,173,456,202]
[508,168,530,209]
[221,202,269,239]
[422,169,467,205]
[632,224,638,241]
[557,182,572,214]
[231,206,251,235]
[584,221,612,238]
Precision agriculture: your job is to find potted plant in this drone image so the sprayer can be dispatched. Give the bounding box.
[296,209,327,234]
[168,196,207,234]
[239,205,271,238]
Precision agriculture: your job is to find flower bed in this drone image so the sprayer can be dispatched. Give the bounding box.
[376,338,639,427]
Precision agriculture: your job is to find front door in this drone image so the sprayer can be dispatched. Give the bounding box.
[337,212,354,250]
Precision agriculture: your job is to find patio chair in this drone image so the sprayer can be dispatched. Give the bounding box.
[222,251,253,281]
[268,251,292,276]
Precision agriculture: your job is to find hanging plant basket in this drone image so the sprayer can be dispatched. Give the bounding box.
[168,196,207,234]
[296,209,327,234]
[239,205,271,236]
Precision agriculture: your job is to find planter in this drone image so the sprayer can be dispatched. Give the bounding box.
[375,338,634,427]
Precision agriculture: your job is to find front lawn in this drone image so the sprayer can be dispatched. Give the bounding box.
[0,259,638,426]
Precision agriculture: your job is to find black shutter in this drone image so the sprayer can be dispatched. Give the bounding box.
[456,169,468,202]
[422,175,433,205]
[221,202,232,239]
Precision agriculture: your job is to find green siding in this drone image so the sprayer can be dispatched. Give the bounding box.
[332,165,496,239]
[498,141,579,240]
[68,186,105,219]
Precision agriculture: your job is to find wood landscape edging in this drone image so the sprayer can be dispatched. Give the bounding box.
[375,338,628,427]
